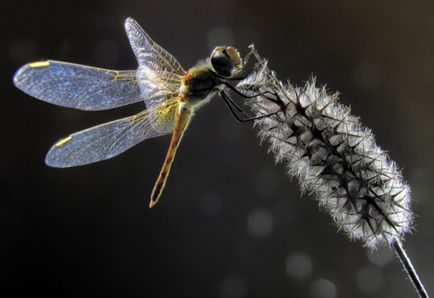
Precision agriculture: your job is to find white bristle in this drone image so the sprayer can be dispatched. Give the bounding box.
[237,46,413,248]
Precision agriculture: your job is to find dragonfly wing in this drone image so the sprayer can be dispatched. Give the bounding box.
[46,99,180,167]
[124,17,185,75]
[124,18,185,109]
[136,68,183,108]
[13,60,142,110]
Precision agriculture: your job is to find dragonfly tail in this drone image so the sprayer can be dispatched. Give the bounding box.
[149,104,192,208]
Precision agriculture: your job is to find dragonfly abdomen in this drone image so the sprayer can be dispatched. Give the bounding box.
[149,104,193,208]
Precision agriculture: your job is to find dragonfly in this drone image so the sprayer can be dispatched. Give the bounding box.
[13,17,280,207]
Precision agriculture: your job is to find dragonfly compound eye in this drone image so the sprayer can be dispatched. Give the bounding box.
[211,46,242,77]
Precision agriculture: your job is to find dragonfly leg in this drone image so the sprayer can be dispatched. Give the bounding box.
[220,81,286,110]
[220,90,281,123]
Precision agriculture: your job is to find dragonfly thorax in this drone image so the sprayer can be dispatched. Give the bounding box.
[182,64,219,103]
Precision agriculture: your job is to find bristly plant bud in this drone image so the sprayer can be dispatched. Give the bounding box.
[237,46,413,248]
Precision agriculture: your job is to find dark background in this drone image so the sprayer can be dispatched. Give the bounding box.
[2,0,434,297]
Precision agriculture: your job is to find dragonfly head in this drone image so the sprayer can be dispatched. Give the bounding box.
[210,46,242,77]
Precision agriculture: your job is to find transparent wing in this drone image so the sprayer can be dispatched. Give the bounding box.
[136,68,183,109]
[46,98,181,168]
[124,17,185,108]
[13,60,142,111]
[124,17,185,74]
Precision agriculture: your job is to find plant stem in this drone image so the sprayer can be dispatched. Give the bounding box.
[392,239,429,298]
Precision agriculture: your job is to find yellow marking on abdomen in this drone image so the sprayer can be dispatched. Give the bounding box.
[54,135,72,147]
[29,61,50,68]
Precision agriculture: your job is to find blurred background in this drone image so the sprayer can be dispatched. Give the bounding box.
[1,0,434,297]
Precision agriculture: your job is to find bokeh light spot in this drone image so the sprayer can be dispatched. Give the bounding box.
[366,246,394,267]
[309,278,337,298]
[246,208,274,238]
[286,252,313,280]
